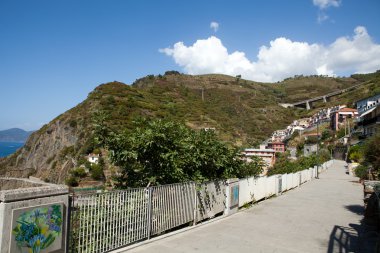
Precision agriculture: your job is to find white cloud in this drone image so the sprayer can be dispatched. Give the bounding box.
[160,26,380,82]
[313,0,340,23]
[210,22,219,32]
[313,0,341,9]
[317,12,329,23]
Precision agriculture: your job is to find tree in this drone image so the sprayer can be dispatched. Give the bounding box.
[363,134,380,174]
[90,163,104,180]
[98,119,263,188]
[321,129,332,141]
[348,145,364,163]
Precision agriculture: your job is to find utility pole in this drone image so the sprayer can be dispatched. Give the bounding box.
[316,120,319,179]
[201,87,204,102]
[344,116,347,136]
[348,119,351,136]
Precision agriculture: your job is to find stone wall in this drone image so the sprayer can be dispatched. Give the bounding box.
[0,177,69,253]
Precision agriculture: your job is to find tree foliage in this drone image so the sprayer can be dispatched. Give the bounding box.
[363,133,380,172]
[348,144,364,163]
[98,119,263,188]
[354,165,368,180]
[267,150,329,176]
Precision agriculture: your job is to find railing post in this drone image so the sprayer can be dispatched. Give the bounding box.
[66,194,73,253]
[276,175,282,196]
[193,182,197,226]
[147,187,153,240]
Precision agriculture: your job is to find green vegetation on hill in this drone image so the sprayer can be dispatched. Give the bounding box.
[96,119,263,188]
[351,134,380,180]
[0,70,379,185]
[268,75,358,103]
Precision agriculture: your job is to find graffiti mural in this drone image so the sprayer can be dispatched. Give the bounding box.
[10,203,63,253]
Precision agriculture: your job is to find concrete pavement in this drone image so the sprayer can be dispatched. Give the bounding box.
[119,160,366,253]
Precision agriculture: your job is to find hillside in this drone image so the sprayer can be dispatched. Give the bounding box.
[268,75,358,103]
[0,71,378,184]
[0,128,34,142]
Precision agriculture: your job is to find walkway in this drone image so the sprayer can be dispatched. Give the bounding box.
[119,160,365,253]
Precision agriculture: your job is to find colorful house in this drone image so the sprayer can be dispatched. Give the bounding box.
[330,108,358,131]
[267,142,286,153]
[242,145,276,175]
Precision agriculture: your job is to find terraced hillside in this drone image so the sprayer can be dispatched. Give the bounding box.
[0,71,378,184]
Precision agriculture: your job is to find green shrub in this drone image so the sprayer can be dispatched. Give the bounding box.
[90,164,104,180]
[363,134,380,172]
[337,128,346,139]
[59,146,75,159]
[305,136,318,144]
[97,119,263,188]
[354,165,368,180]
[348,145,364,163]
[65,176,79,187]
[70,167,87,178]
[69,119,77,128]
[321,129,332,141]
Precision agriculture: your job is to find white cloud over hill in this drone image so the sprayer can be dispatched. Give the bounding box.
[160,26,380,82]
[313,0,341,10]
[210,22,219,32]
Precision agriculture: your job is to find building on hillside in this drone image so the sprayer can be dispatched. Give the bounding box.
[304,144,318,157]
[87,153,100,164]
[356,94,380,137]
[356,94,380,116]
[359,104,380,136]
[288,147,297,159]
[242,145,276,176]
[271,129,287,142]
[271,135,284,143]
[330,108,358,131]
[298,118,311,128]
[267,142,285,153]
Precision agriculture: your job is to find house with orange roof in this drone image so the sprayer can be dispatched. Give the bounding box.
[330,108,358,131]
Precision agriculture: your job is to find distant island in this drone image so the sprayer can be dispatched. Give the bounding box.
[0,128,34,143]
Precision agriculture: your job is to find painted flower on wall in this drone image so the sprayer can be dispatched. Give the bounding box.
[12,205,62,253]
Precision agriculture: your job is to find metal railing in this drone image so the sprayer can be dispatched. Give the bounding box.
[150,182,196,235]
[68,161,332,253]
[69,188,149,253]
[68,181,217,253]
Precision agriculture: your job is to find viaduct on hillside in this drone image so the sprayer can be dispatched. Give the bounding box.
[280,83,364,110]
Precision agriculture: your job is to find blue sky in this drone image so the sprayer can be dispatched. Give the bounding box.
[1,0,379,131]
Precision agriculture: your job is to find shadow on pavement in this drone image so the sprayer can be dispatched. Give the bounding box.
[345,204,365,216]
[327,223,379,253]
[327,224,360,253]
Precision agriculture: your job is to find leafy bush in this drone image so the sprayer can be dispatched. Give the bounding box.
[97,119,263,188]
[268,152,329,176]
[90,164,104,180]
[69,119,77,128]
[70,167,87,178]
[363,134,380,172]
[354,165,368,180]
[348,145,364,162]
[65,176,79,187]
[164,70,181,75]
[305,136,318,144]
[321,129,332,141]
[337,128,346,139]
[59,146,75,159]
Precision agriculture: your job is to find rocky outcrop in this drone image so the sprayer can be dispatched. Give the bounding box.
[0,112,87,183]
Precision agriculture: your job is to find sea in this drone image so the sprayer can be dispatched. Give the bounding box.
[0,142,24,158]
